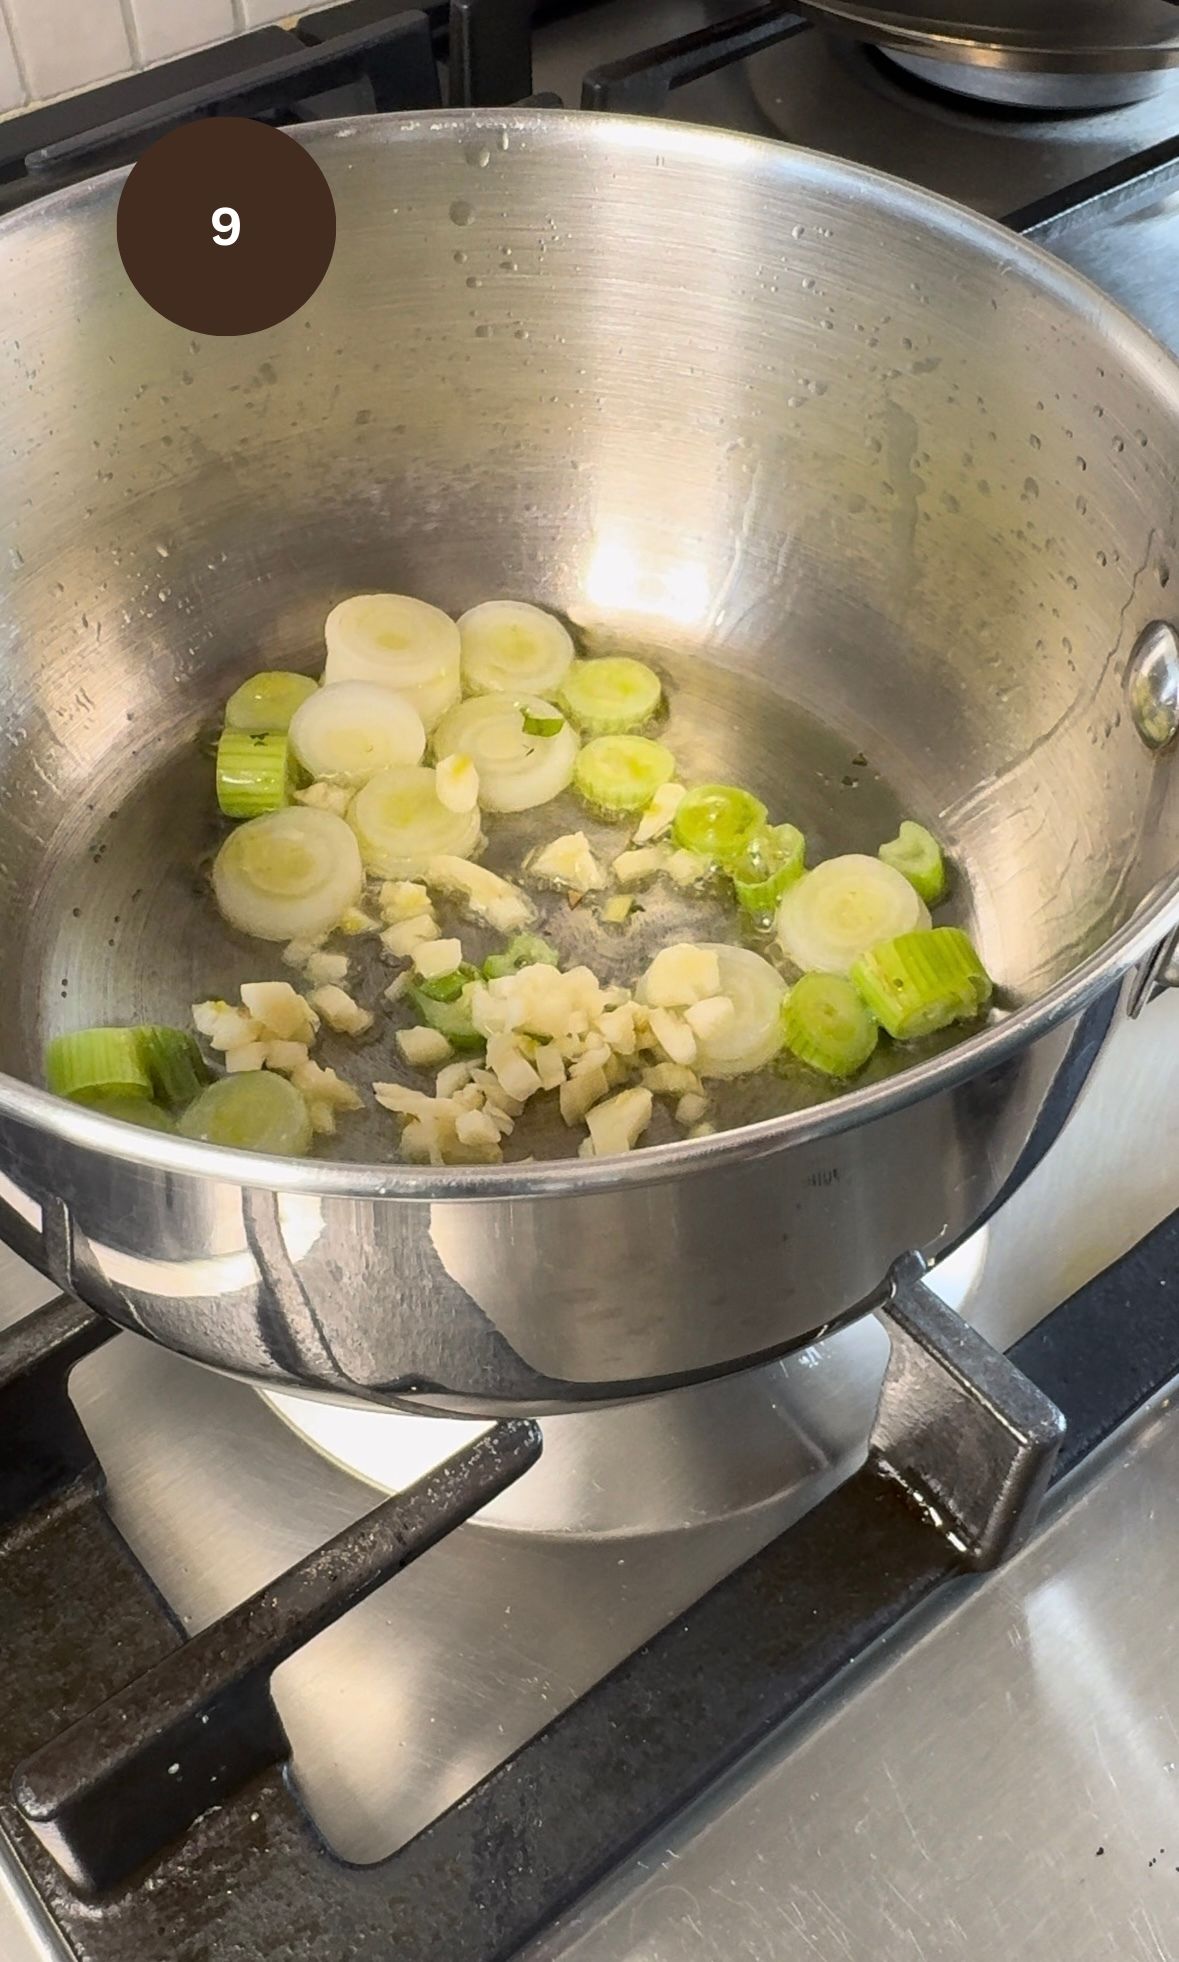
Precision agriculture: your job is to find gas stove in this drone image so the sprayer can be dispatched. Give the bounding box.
[1,6,1178,1960]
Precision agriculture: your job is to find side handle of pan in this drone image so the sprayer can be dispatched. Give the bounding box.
[1127,921,1179,1018]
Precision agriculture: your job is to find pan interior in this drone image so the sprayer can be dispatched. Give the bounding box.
[0,115,1175,1164]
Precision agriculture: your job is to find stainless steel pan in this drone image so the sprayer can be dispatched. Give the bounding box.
[0,111,1175,1414]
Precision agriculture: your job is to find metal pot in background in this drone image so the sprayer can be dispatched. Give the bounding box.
[800,0,1179,106]
[0,112,1175,1415]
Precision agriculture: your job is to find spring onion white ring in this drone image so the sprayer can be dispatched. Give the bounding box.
[458,600,575,698]
[776,854,929,976]
[323,594,461,731]
[348,764,481,877]
[433,694,578,813]
[288,680,425,786]
[213,806,364,942]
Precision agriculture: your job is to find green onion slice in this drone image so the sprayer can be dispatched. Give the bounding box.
[224,670,318,735]
[135,1026,210,1106]
[46,1028,152,1103]
[414,961,481,1003]
[878,821,947,907]
[781,973,878,1078]
[558,657,663,736]
[177,1072,313,1156]
[850,927,993,1041]
[731,823,806,914]
[671,783,768,865]
[573,735,676,817]
[406,981,484,1051]
[482,934,560,980]
[82,1093,177,1132]
[216,729,292,819]
[520,706,567,739]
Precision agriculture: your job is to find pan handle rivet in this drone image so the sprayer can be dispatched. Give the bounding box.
[1127,622,1179,753]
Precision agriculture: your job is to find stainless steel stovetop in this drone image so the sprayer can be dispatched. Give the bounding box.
[1,7,1178,1960]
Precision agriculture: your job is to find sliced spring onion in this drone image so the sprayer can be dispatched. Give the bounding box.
[458,600,575,698]
[638,944,786,1078]
[213,806,364,941]
[850,927,993,1041]
[482,934,560,980]
[558,657,662,736]
[46,1028,151,1102]
[135,1026,209,1106]
[288,680,425,786]
[521,706,566,738]
[414,960,480,1004]
[776,854,929,976]
[215,730,291,818]
[731,823,806,915]
[433,694,578,813]
[406,980,484,1051]
[349,765,481,878]
[323,593,461,731]
[671,784,767,866]
[177,1071,313,1156]
[878,820,947,907]
[781,973,878,1078]
[573,734,676,817]
[224,670,318,735]
[82,1092,176,1132]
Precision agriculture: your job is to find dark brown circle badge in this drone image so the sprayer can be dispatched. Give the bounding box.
[116,118,336,336]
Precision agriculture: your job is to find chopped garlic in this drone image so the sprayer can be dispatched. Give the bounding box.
[413,936,462,982]
[435,1060,474,1098]
[470,1070,525,1120]
[281,936,326,971]
[533,1043,566,1090]
[642,1062,702,1096]
[648,1006,697,1066]
[666,848,713,888]
[379,880,433,924]
[642,945,722,1008]
[586,1087,653,1157]
[425,855,534,934]
[225,1041,266,1073]
[601,894,635,924]
[559,1064,610,1125]
[338,906,378,936]
[304,949,350,988]
[192,1000,258,1050]
[374,1082,443,1119]
[263,1039,310,1074]
[308,984,374,1037]
[570,1038,612,1077]
[291,1060,363,1110]
[676,1091,709,1126]
[612,845,669,888]
[455,1107,501,1149]
[240,981,319,1045]
[597,1002,639,1056]
[307,1099,336,1136]
[633,781,685,846]
[381,915,439,960]
[486,1033,543,1103]
[684,995,736,1043]
[400,1116,441,1164]
[434,754,480,814]
[396,1025,453,1068]
[689,1121,715,1139]
[295,780,352,817]
[527,831,607,893]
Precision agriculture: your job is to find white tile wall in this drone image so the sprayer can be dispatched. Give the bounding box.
[0,0,345,116]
